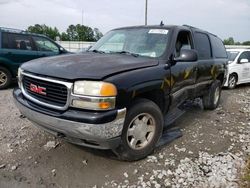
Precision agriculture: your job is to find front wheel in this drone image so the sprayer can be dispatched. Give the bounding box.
[202,80,222,110]
[113,99,163,161]
[0,67,12,90]
[228,74,237,89]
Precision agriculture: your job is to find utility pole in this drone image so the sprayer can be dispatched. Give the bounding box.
[145,0,148,25]
[81,10,84,26]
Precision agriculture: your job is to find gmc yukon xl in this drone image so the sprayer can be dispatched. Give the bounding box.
[13,25,228,161]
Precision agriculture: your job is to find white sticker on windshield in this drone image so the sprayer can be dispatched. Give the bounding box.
[148,29,168,35]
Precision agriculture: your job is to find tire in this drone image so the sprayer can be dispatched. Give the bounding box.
[202,80,221,110]
[113,98,163,161]
[0,67,12,89]
[228,74,237,89]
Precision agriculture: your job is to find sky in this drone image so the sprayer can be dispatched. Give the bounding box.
[0,0,249,42]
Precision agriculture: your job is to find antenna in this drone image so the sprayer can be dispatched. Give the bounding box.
[160,21,164,26]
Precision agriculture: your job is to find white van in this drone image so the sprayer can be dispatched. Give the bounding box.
[224,49,250,89]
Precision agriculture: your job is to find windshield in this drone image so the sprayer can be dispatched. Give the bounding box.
[227,51,239,61]
[90,28,169,58]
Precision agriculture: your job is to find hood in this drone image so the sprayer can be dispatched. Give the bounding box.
[21,52,159,80]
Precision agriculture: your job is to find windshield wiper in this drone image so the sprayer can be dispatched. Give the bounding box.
[90,49,106,54]
[111,51,140,57]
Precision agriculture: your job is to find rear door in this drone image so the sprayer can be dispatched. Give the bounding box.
[32,36,60,58]
[193,32,214,96]
[1,32,38,73]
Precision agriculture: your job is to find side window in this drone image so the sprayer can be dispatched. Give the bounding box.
[210,35,227,58]
[194,32,212,60]
[175,31,193,57]
[3,33,34,50]
[33,36,59,53]
[238,51,250,63]
[1,32,9,48]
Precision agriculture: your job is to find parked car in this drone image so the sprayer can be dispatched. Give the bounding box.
[224,48,250,89]
[13,24,227,161]
[0,27,68,89]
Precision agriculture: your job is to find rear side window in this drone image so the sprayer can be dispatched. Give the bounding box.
[3,33,34,51]
[194,32,212,60]
[210,35,227,58]
[1,32,9,48]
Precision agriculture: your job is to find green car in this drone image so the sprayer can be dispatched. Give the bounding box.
[0,27,68,89]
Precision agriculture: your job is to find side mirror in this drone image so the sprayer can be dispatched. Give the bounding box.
[239,58,249,63]
[173,49,198,62]
[86,46,92,51]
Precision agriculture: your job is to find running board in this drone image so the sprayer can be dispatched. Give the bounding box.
[157,127,183,147]
[164,106,186,127]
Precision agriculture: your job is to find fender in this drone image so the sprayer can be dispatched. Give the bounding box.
[0,57,16,76]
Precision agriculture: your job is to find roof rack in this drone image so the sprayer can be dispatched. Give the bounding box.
[0,27,27,34]
[183,24,217,37]
[182,24,198,29]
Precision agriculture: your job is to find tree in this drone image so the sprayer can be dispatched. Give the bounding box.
[27,24,60,40]
[66,24,78,41]
[223,37,235,45]
[61,32,69,41]
[242,41,250,45]
[93,28,103,41]
[26,24,102,41]
[66,24,95,41]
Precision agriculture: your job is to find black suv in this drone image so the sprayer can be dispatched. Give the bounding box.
[13,25,228,161]
[0,27,68,89]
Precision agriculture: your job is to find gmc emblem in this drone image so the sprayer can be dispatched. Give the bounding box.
[30,83,47,95]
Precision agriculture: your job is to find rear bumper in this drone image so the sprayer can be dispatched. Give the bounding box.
[13,88,126,149]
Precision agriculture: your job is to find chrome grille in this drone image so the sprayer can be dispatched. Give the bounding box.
[23,75,67,106]
[20,71,73,110]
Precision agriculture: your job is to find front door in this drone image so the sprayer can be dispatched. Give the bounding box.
[238,51,250,83]
[170,30,198,106]
[32,36,60,58]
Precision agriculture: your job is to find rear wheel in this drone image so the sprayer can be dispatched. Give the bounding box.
[203,80,221,110]
[113,99,163,161]
[228,74,237,89]
[0,67,12,89]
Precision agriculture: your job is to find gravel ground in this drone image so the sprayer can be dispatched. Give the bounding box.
[0,85,249,188]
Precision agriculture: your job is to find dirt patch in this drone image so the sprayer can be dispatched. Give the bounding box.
[0,85,249,188]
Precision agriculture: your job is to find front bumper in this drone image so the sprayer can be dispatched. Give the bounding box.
[13,88,126,149]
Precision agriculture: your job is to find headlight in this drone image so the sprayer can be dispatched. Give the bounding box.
[73,81,117,96]
[17,68,23,88]
[71,81,117,110]
[17,68,22,79]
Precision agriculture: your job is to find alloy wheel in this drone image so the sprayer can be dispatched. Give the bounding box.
[126,113,156,150]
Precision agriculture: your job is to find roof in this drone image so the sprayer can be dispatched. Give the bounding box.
[0,27,48,38]
[112,24,218,37]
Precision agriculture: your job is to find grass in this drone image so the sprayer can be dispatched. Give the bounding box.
[241,157,250,187]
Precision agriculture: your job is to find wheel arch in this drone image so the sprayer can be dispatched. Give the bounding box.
[229,72,238,82]
[131,89,167,114]
[0,61,15,77]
